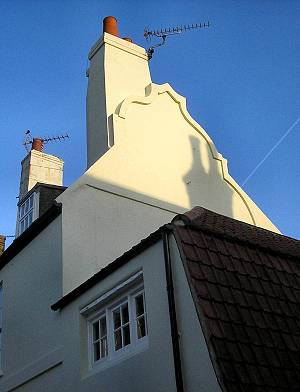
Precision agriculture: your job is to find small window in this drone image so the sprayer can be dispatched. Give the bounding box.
[134,292,147,339]
[83,273,148,369]
[17,194,37,236]
[113,302,131,351]
[92,315,108,361]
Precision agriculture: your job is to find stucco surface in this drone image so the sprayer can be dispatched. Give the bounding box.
[60,241,178,392]
[60,184,174,293]
[59,31,279,294]
[0,216,63,391]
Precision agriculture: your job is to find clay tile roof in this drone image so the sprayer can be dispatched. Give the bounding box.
[173,207,300,392]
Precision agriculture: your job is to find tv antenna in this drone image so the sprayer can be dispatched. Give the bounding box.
[144,21,210,59]
[23,130,70,152]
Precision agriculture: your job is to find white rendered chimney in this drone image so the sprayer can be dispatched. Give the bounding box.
[86,16,151,168]
[19,139,64,201]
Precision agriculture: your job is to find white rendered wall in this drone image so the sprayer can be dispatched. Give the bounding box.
[6,236,221,392]
[6,241,180,391]
[58,32,279,295]
[0,217,63,392]
[60,184,174,293]
[57,241,178,392]
[19,150,63,200]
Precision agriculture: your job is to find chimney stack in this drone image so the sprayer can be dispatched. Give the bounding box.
[19,146,64,201]
[86,16,151,167]
[0,235,6,256]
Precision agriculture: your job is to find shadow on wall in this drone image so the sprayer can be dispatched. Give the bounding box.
[183,135,233,218]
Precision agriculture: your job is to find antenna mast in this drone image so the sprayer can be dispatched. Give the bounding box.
[22,130,70,152]
[144,21,210,59]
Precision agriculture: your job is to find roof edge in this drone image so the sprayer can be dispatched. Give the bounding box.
[173,208,300,260]
[18,183,67,205]
[51,225,172,311]
[170,227,226,391]
[0,202,62,270]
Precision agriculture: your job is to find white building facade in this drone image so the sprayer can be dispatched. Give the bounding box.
[0,16,287,392]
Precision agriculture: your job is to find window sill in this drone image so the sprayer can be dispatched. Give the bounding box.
[84,337,148,379]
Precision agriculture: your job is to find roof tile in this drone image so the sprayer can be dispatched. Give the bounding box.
[207,249,225,269]
[193,280,210,300]
[174,207,300,392]
[207,318,224,338]
[186,261,205,281]
[221,254,236,272]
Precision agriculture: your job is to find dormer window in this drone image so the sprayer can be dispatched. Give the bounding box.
[17,193,38,236]
[15,184,66,238]
[81,272,148,372]
[88,288,148,367]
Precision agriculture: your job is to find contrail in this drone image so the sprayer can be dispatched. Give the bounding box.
[242,116,300,186]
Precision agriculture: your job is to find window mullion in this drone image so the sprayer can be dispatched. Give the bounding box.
[107,308,113,357]
[129,294,137,344]
[120,305,124,348]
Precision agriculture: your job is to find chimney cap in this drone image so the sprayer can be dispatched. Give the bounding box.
[103,16,119,37]
[123,37,133,43]
[32,138,44,152]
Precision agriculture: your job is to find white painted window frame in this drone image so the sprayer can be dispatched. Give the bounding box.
[16,192,39,237]
[81,272,148,371]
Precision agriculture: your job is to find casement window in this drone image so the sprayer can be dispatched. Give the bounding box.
[81,272,148,369]
[17,193,38,236]
[92,314,108,361]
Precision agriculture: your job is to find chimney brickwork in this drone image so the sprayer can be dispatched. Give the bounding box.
[19,149,64,201]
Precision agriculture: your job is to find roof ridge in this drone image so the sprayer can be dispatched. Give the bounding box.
[172,207,300,260]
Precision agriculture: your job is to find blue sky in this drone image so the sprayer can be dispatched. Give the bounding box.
[0,0,299,246]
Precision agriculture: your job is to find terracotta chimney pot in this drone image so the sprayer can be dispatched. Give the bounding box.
[32,138,44,152]
[0,235,6,256]
[103,16,119,37]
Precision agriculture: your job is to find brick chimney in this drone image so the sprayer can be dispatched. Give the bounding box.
[16,140,65,237]
[19,145,64,201]
[0,235,6,256]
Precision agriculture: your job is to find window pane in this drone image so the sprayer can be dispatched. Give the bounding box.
[114,329,122,351]
[25,216,28,229]
[135,294,144,317]
[137,316,146,339]
[93,321,99,341]
[21,205,25,217]
[113,308,121,329]
[100,337,108,358]
[29,195,34,208]
[100,317,106,337]
[94,342,100,361]
[20,220,25,233]
[28,211,33,225]
[25,200,29,213]
[123,325,131,346]
[122,303,129,324]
